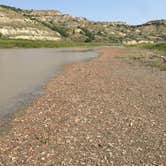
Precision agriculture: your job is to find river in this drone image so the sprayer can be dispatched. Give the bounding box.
[0,48,98,125]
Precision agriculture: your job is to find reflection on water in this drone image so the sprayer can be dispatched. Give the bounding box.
[0,48,97,121]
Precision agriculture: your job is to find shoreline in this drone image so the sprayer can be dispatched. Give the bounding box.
[0,39,113,49]
[0,47,165,165]
[0,47,101,135]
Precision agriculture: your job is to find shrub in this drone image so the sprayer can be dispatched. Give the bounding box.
[78,26,95,42]
[109,35,123,43]
[41,22,69,37]
[0,5,22,12]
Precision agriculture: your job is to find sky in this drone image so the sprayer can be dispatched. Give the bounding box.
[0,0,165,25]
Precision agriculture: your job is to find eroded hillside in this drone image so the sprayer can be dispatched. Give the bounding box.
[0,6,61,40]
[0,5,165,43]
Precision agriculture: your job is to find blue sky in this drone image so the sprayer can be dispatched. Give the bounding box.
[0,0,165,25]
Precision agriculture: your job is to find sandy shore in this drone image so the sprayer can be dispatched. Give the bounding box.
[0,48,165,165]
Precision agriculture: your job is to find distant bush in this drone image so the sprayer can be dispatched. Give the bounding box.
[109,35,123,43]
[142,43,166,52]
[78,26,95,42]
[22,14,69,38]
[0,5,22,12]
[41,22,69,37]
[0,33,2,38]
[52,25,69,37]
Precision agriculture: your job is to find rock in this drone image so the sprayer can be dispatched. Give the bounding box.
[0,5,165,42]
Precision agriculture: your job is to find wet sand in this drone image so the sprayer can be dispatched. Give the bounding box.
[0,48,165,165]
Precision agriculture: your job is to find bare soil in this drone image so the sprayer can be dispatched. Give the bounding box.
[0,48,166,165]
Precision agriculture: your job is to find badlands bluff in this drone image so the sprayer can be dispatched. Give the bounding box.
[0,5,165,44]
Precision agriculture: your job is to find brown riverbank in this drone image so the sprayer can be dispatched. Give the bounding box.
[0,48,166,165]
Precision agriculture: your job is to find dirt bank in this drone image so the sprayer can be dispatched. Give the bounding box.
[0,48,165,165]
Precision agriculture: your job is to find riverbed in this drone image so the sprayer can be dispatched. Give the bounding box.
[0,47,165,164]
[0,47,98,124]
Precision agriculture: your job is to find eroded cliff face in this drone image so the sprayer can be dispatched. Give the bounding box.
[0,5,165,43]
[0,6,61,41]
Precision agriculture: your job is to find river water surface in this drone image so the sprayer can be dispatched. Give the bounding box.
[0,48,98,124]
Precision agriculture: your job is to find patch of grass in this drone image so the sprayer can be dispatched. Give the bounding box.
[0,38,111,48]
[122,43,166,70]
[141,43,166,52]
[120,48,166,71]
[127,43,166,53]
[146,60,166,71]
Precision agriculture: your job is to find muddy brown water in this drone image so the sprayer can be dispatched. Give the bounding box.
[0,48,98,125]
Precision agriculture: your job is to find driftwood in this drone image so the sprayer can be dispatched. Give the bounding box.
[160,56,166,63]
[150,55,166,63]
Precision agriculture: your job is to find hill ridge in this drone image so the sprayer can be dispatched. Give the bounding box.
[0,5,165,43]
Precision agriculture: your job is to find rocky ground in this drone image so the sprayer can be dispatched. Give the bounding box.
[0,48,166,165]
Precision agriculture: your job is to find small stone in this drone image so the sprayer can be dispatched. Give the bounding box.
[129,122,133,127]
[41,157,45,161]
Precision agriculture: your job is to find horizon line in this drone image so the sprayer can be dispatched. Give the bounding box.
[0,4,165,26]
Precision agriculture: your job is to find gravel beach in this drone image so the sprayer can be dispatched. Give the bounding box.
[0,48,166,165]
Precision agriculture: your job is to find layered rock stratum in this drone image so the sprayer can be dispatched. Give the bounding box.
[0,5,165,43]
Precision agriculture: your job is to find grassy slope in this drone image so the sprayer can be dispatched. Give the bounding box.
[0,39,112,48]
[124,43,166,71]
[131,43,166,54]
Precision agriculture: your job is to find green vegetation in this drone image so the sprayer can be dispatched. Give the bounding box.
[22,13,69,37]
[0,5,22,12]
[139,43,166,53]
[128,43,166,53]
[109,35,123,43]
[122,43,166,71]
[0,32,2,38]
[0,39,111,48]
[43,22,69,37]
[78,26,95,42]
